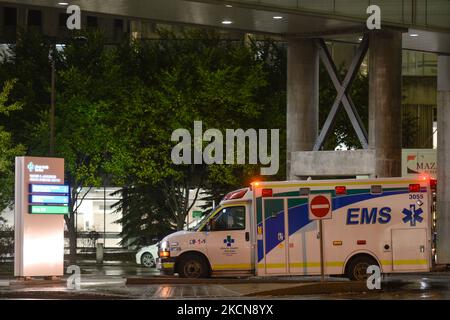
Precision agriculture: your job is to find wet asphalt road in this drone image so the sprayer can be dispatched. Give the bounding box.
[79,264,450,299]
[1,263,450,299]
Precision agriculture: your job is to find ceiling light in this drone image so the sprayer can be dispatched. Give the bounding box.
[273,16,283,20]
[58,2,69,5]
[225,5,233,7]
[222,20,233,25]
[358,37,363,41]
[409,33,419,37]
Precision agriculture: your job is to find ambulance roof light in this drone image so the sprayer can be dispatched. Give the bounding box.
[430,179,437,190]
[250,181,260,191]
[299,188,310,196]
[371,185,383,194]
[409,184,421,193]
[262,188,273,197]
[335,186,347,195]
[223,189,247,200]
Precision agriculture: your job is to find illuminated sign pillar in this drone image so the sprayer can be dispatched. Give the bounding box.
[15,157,67,277]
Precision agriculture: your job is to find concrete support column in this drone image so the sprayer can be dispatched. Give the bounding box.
[286,38,319,179]
[437,55,450,264]
[368,30,402,177]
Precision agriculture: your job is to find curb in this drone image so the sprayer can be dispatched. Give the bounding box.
[0,290,129,300]
[244,281,369,296]
[9,279,67,286]
[125,277,322,285]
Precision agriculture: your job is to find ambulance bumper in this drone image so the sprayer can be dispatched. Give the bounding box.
[156,257,176,275]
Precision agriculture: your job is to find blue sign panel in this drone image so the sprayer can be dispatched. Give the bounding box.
[29,195,69,205]
[29,184,69,194]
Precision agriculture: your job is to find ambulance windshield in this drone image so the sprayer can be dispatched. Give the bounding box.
[189,207,217,231]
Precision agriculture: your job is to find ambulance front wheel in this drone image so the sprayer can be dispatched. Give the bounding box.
[346,255,379,281]
[177,253,210,278]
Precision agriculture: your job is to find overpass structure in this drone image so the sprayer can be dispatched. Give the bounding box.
[1,0,450,263]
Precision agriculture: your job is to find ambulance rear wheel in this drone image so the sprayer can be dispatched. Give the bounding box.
[178,254,210,278]
[346,255,378,281]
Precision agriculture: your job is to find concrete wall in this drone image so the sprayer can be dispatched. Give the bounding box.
[436,55,450,264]
[290,150,375,177]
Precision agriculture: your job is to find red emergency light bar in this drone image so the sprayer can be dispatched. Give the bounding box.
[430,179,437,191]
[223,189,247,200]
[416,174,437,191]
[262,188,273,197]
[409,184,421,193]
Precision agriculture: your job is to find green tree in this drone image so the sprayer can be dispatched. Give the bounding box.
[112,185,173,247]
[108,29,279,237]
[402,112,419,148]
[0,79,25,216]
[1,29,371,252]
[0,30,52,148]
[27,32,118,261]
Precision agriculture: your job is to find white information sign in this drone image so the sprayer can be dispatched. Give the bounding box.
[15,157,65,277]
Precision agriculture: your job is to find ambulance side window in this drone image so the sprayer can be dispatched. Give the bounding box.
[210,206,245,231]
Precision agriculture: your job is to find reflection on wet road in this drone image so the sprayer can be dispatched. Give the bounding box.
[1,263,450,299]
[76,263,160,277]
[58,272,450,299]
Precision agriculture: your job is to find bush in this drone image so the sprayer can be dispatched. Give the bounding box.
[0,223,14,260]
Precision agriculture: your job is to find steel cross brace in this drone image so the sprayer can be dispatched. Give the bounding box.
[313,35,369,151]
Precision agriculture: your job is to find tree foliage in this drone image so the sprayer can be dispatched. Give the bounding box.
[0,30,53,147]
[0,28,370,248]
[0,79,25,215]
[104,29,287,242]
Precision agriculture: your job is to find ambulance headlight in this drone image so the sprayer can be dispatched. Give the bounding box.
[159,241,170,258]
[160,240,170,249]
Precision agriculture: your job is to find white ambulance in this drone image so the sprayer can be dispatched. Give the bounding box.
[157,177,433,280]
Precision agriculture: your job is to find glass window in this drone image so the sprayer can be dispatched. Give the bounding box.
[4,7,17,26]
[73,187,123,248]
[59,13,70,27]
[27,9,42,27]
[300,0,334,12]
[426,0,450,29]
[335,0,369,18]
[87,16,98,28]
[210,206,246,231]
